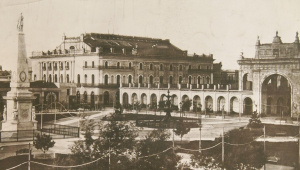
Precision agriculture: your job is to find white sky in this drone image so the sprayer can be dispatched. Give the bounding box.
[0,0,299,71]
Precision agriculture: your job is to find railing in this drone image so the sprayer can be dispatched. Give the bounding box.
[77,83,120,88]
[83,65,133,70]
[0,124,79,143]
[188,69,212,73]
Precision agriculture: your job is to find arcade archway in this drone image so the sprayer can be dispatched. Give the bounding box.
[243,97,253,114]
[262,74,291,116]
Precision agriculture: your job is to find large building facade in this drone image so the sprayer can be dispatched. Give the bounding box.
[29,33,222,110]
[29,31,300,117]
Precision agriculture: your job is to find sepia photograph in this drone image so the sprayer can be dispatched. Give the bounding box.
[0,0,300,169]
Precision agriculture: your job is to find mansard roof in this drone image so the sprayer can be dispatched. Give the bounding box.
[83,33,186,57]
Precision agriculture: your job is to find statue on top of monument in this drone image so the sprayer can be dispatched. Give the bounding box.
[17,13,24,32]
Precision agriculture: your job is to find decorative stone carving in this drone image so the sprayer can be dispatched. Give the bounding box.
[32,106,36,120]
[13,108,18,120]
[3,105,7,121]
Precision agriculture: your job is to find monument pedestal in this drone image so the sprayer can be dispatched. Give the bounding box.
[1,120,18,131]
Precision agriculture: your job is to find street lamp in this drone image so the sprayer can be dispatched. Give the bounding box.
[198,111,202,153]
[179,102,182,118]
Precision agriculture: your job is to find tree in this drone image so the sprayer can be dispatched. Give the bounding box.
[173,119,190,142]
[92,121,138,170]
[182,99,192,115]
[33,134,55,154]
[134,101,141,114]
[158,100,165,115]
[190,154,222,170]
[190,128,266,170]
[136,128,181,170]
[247,111,262,128]
[114,102,123,115]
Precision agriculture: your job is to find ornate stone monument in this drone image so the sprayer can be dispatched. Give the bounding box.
[1,13,37,131]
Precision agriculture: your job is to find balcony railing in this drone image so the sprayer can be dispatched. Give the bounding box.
[82,65,133,70]
[188,69,212,73]
[77,83,120,88]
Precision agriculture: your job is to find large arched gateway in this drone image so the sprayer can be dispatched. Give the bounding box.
[262,74,291,116]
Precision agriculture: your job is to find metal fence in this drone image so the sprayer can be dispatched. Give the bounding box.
[0,124,79,143]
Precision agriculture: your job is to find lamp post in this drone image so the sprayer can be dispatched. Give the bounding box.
[198,114,202,153]
[179,102,182,118]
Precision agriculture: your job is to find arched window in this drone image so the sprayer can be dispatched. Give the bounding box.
[54,74,57,83]
[160,64,163,71]
[169,76,173,84]
[129,62,132,69]
[139,75,143,84]
[66,62,69,69]
[92,74,95,84]
[84,74,87,83]
[77,74,80,83]
[92,61,94,68]
[43,74,46,81]
[188,65,191,70]
[60,62,63,70]
[91,92,95,108]
[117,75,121,85]
[160,76,164,84]
[76,91,80,104]
[104,75,109,85]
[49,74,52,82]
[197,76,201,84]
[128,75,132,84]
[61,74,64,83]
[139,63,143,70]
[117,62,120,68]
[66,74,69,83]
[34,74,36,81]
[188,76,192,84]
[170,64,173,71]
[179,76,182,84]
[105,61,108,68]
[149,63,153,70]
[84,91,87,103]
[85,61,87,68]
[206,76,210,84]
[179,65,182,71]
[149,75,153,84]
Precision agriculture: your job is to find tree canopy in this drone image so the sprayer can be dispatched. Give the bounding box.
[33,133,55,154]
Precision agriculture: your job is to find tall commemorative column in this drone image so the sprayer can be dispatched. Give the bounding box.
[1,13,37,131]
